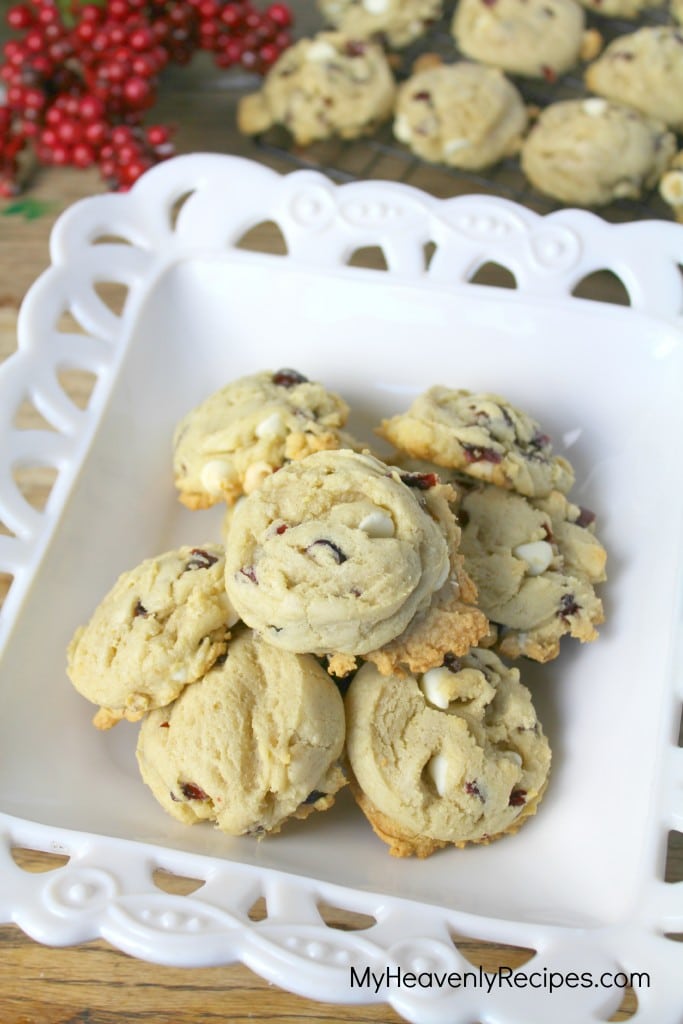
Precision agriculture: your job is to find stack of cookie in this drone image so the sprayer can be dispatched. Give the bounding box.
[236,1,683,218]
[66,369,607,858]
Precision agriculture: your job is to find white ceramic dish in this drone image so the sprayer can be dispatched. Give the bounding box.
[0,154,682,1023]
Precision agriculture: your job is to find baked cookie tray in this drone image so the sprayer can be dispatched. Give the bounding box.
[0,153,681,1023]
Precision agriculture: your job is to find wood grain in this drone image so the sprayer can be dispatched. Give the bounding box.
[0,5,679,1020]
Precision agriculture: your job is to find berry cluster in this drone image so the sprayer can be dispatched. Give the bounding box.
[0,0,293,195]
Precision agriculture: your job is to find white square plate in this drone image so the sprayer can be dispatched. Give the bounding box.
[0,155,681,1023]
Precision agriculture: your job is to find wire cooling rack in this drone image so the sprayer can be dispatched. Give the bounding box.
[254,1,678,223]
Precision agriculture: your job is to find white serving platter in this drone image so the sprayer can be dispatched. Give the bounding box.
[0,153,682,1023]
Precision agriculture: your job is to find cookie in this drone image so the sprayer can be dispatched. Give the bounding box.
[318,0,443,48]
[520,97,676,206]
[458,482,606,662]
[393,62,528,171]
[173,369,350,510]
[584,27,683,133]
[377,388,574,498]
[345,649,552,857]
[224,449,470,659]
[136,627,346,836]
[451,0,591,80]
[237,32,396,145]
[66,544,237,729]
[674,0,683,22]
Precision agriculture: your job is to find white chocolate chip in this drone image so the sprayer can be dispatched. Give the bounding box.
[171,668,189,683]
[393,114,413,143]
[502,750,523,767]
[307,40,338,61]
[582,97,608,117]
[444,138,472,155]
[255,412,286,439]
[426,753,449,797]
[363,0,388,10]
[243,461,273,494]
[200,459,234,496]
[513,540,554,576]
[359,510,395,537]
[420,667,456,709]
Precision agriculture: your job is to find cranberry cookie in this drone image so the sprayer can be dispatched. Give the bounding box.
[237,31,396,145]
[393,61,528,170]
[136,627,346,836]
[377,388,574,498]
[452,0,595,80]
[224,449,488,664]
[67,543,237,729]
[173,369,351,509]
[458,482,606,662]
[317,0,443,48]
[345,649,551,857]
[521,97,676,205]
[585,27,683,133]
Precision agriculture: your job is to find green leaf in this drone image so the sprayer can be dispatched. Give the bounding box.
[2,198,56,221]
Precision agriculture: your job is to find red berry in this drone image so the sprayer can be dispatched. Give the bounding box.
[7,5,34,30]
[72,142,95,167]
[266,3,292,27]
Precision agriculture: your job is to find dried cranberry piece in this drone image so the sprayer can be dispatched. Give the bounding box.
[541,65,557,83]
[443,653,462,673]
[240,565,258,583]
[509,788,527,807]
[413,90,432,101]
[574,506,596,528]
[303,789,326,805]
[134,600,148,617]
[461,443,502,465]
[465,780,485,801]
[160,721,170,729]
[186,548,219,570]
[558,593,580,621]
[180,782,209,801]
[345,40,366,56]
[275,523,288,535]
[272,368,307,387]
[306,539,347,563]
[400,471,439,489]
[529,430,550,449]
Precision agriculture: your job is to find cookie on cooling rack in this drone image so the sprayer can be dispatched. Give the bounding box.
[237,32,396,145]
[344,649,552,857]
[451,0,599,81]
[173,369,351,509]
[585,26,683,133]
[136,626,346,836]
[393,61,528,171]
[521,97,676,206]
[377,388,575,498]
[66,543,237,729]
[317,0,444,49]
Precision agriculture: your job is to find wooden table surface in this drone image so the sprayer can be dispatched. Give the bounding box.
[0,4,681,1022]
